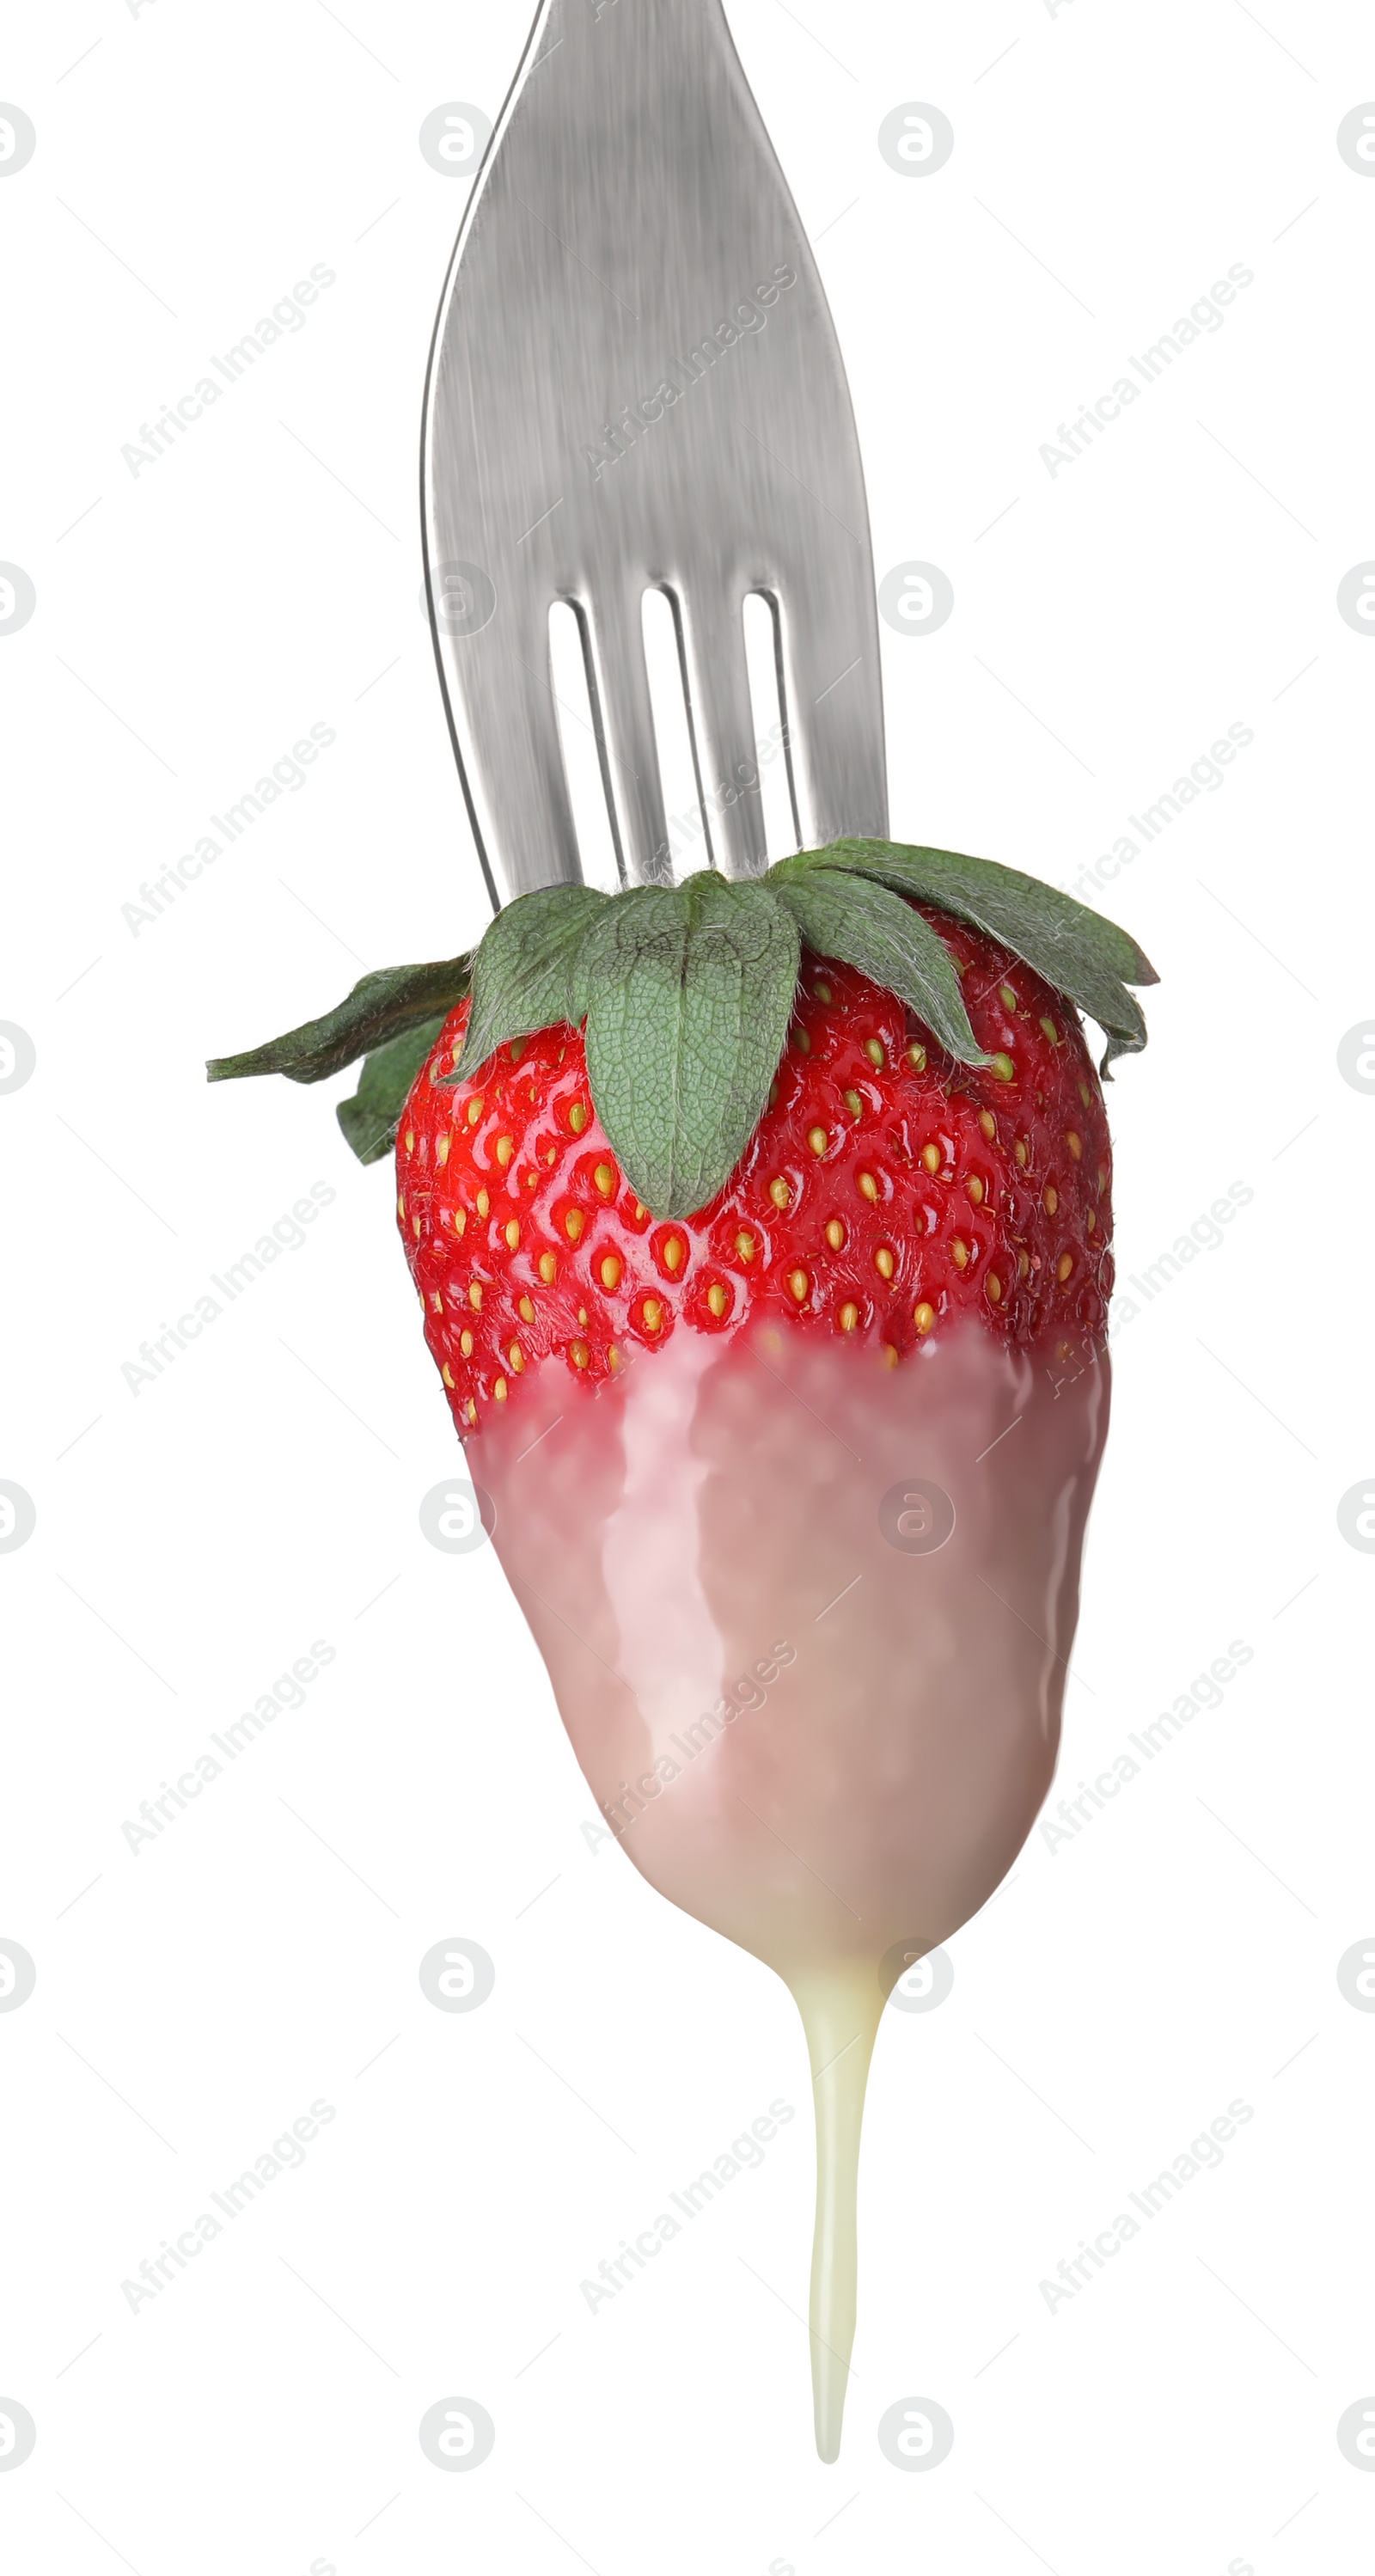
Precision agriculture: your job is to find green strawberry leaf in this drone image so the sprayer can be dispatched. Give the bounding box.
[209,837,1155,1202]
[336,1015,448,1166]
[443,884,608,1080]
[581,876,801,1219]
[207,955,471,1087]
[771,866,989,1065]
[786,840,1153,1071]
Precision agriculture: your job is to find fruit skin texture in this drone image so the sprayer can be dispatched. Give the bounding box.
[397,906,1113,1435]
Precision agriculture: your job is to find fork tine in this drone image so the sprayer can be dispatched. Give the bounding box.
[675,587,767,881]
[432,590,582,903]
[773,567,889,852]
[583,585,673,888]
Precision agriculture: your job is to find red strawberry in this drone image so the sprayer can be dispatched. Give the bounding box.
[209,837,1153,2465]
[397,912,1113,1431]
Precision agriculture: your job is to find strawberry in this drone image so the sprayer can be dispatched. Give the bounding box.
[395,914,1115,1434]
[209,835,1155,2465]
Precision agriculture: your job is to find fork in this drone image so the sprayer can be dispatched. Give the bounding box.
[422,0,888,909]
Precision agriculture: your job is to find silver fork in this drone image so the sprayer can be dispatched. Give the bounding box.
[422,0,888,908]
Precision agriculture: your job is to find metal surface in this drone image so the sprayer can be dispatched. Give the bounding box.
[422,0,888,909]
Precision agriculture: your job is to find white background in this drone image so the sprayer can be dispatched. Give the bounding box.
[2,1,1373,2570]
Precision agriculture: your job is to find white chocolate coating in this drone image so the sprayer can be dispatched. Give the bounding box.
[474,1320,1109,2453]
